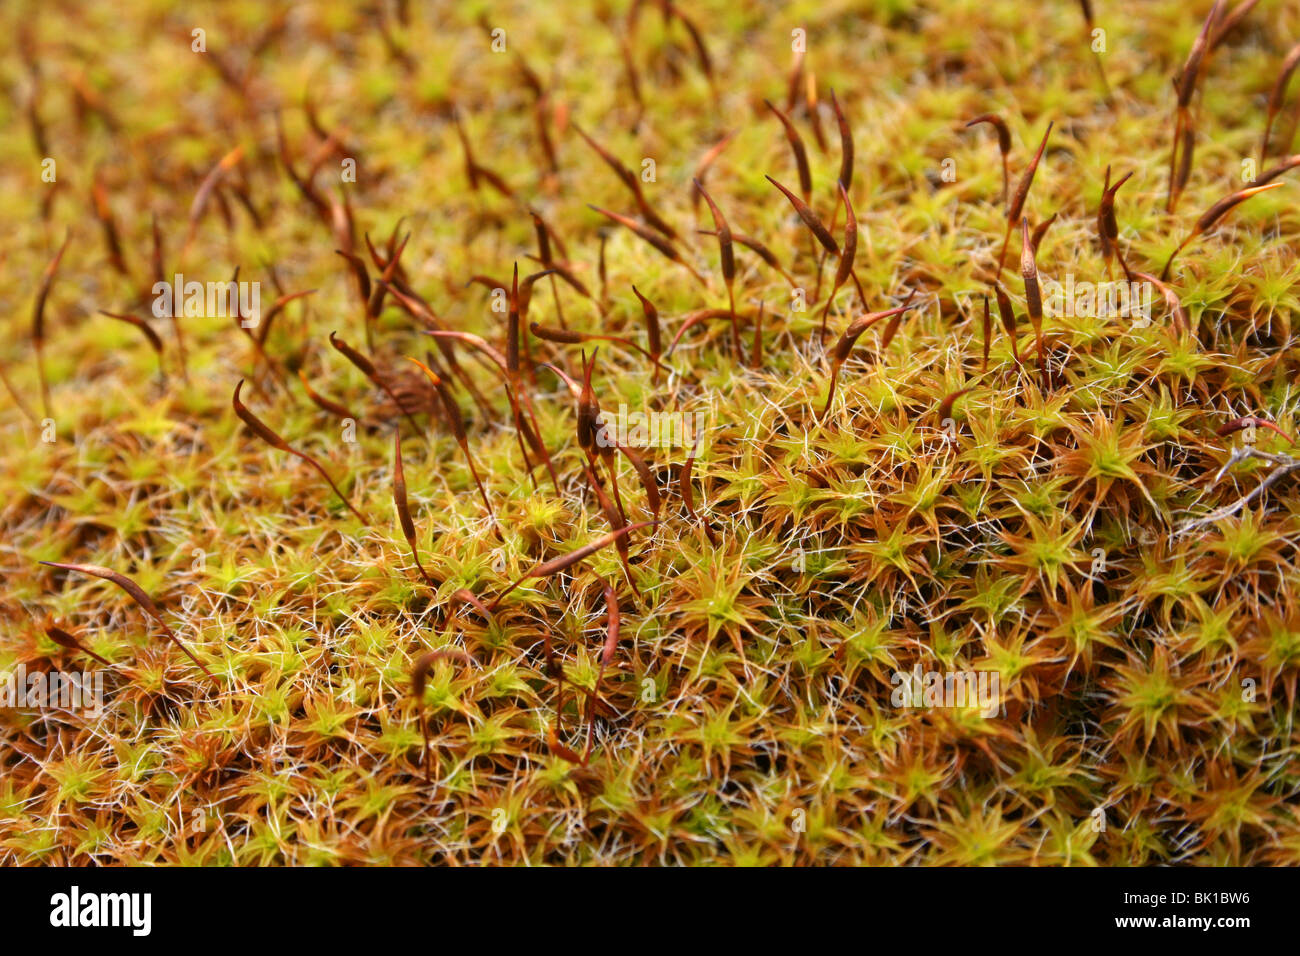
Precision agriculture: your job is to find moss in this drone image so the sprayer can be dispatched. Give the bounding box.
[4,0,1300,865]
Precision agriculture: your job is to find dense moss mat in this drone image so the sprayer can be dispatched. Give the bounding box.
[3,0,1300,864]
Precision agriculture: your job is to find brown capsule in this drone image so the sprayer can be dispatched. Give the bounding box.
[45,625,114,668]
[99,311,163,355]
[829,298,918,368]
[1196,180,1283,234]
[185,145,243,249]
[91,174,128,277]
[1210,0,1259,51]
[616,442,661,530]
[1020,219,1041,323]
[433,375,465,443]
[40,561,213,680]
[1021,218,1048,389]
[572,122,677,241]
[231,378,292,451]
[392,437,417,539]
[530,322,585,345]
[695,178,740,352]
[997,121,1053,274]
[530,211,554,263]
[764,101,813,201]
[1261,42,1300,162]
[276,114,329,219]
[150,213,165,288]
[834,183,858,293]
[576,349,601,451]
[1097,167,1134,279]
[698,230,795,286]
[1008,121,1053,226]
[937,385,980,425]
[694,179,734,287]
[1252,154,1300,187]
[533,258,594,301]
[966,113,1012,155]
[1168,3,1226,212]
[32,231,70,416]
[966,113,1011,205]
[819,182,860,336]
[1098,167,1124,243]
[667,1,713,81]
[335,249,372,306]
[488,522,652,611]
[1161,181,1284,279]
[830,88,854,191]
[616,31,645,113]
[529,321,658,367]
[393,430,435,587]
[1176,0,1226,109]
[257,289,317,346]
[452,108,481,191]
[632,285,661,360]
[365,231,410,321]
[822,296,920,418]
[766,175,838,255]
[586,205,699,284]
[328,330,377,380]
[1216,414,1294,444]
[506,263,520,376]
[666,308,747,356]
[1031,212,1057,255]
[878,310,907,353]
[407,358,495,521]
[232,380,367,523]
[297,368,356,420]
[329,327,419,430]
[571,120,639,195]
[992,282,1021,363]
